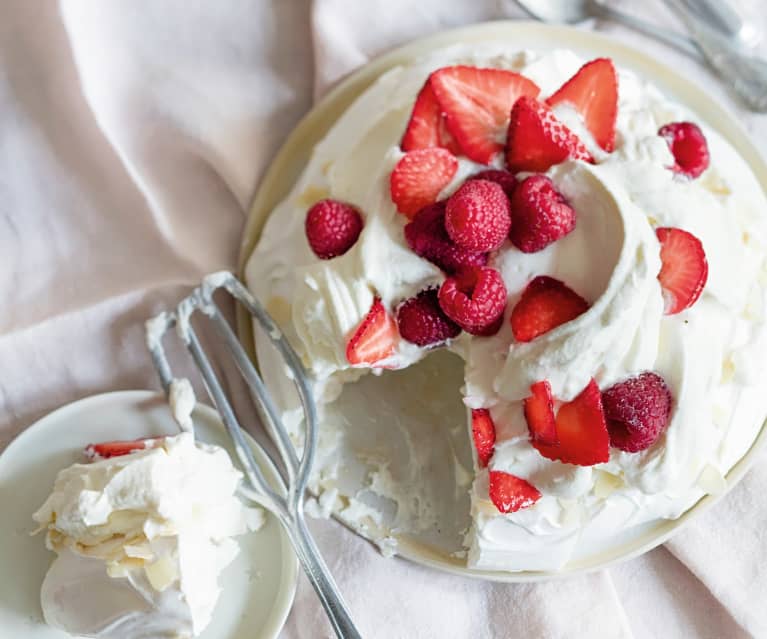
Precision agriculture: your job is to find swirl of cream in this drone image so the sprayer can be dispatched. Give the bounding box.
[495,162,664,402]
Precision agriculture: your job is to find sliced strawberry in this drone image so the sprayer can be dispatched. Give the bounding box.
[488,470,542,513]
[533,379,610,466]
[471,408,496,467]
[506,96,594,173]
[85,437,164,461]
[390,148,458,218]
[430,66,540,164]
[510,276,589,343]
[523,381,558,446]
[401,79,461,154]
[656,227,708,315]
[346,298,398,366]
[546,58,618,152]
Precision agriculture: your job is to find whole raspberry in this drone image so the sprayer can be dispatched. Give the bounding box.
[509,175,576,253]
[396,288,461,346]
[469,169,517,198]
[602,372,673,453]
[404,202,488,274]
[445,180,511,252]
[438,266,507,336]
[658,122,710,179]
[305,199,364,259]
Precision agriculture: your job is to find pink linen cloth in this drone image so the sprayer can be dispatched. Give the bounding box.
[1,1,766,637]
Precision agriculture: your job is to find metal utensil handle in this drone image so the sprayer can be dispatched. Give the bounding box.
[679,0,743,39]
[284,513,363,639]
[704,45,767,112]
[588,0,702,60]
[664,0,767,112]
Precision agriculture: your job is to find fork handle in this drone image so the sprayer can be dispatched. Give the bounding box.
[288,515,363,639]
[663,0,767,112]
[588,0,702,59]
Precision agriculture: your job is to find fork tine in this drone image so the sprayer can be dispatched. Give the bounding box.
[145,312,176,393]
[147,308,290,499]
[223,277,319,507]
[145,272,362,638]
[207,303,299,486]
[184,325,283,511]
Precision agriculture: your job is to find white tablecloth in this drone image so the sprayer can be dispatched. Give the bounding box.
[2,1,766,637]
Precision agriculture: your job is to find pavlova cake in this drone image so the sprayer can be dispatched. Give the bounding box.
[246,44,767,571]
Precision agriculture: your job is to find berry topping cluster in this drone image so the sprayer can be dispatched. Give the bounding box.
[300,55,714,515]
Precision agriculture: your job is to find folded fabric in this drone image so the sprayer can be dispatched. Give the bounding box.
[0,0,764,636]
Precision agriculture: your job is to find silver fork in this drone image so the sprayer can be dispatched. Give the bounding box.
[145,271,362,639]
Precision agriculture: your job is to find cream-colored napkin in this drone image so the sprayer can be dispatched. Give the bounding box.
[1,0,764,636]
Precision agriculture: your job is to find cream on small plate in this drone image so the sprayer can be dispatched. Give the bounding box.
[0,391,297,639]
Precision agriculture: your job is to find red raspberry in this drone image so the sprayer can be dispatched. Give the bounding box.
[438,266,507,336]
[445,180,511,252]
[602,372,673,453]
[469,169,517,198]
[658,122,710,179]
[509,175,576,253]
[404,202,488,274]
[305,199,364,259]
[396,288,461,346]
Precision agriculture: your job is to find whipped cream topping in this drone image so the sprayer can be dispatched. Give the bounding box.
[245,44,767,571]
[33,432,263,637]
[169,378,196,433]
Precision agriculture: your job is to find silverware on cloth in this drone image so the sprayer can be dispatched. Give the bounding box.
[674,0,760,46]
[146,271,363,639]
[514,0,767,112]
[662,0,767,112]
[514,0,701,57]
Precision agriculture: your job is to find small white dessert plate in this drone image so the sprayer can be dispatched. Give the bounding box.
[0,390,298,639]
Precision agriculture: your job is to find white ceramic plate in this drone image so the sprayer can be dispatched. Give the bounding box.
[0,391,298,638]
[238,21,767,581]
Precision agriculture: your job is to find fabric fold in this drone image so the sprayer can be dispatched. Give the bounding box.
[1,0,765,637]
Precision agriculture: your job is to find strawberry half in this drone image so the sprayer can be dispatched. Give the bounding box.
[532,379,610,466]
[523,381,558,446]
[510,276,589,343]
[85,437,164,460]
[506,96,594,173]
[488,471,542,514]
[430,66,540,165]
[471,408,496,467]
[656,227,708,315]
[546,58,618,152]
[401,79,461,154]
[346,298,398,367]
[390,148,458,218]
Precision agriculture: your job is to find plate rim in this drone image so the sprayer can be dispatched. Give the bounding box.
[0,389,300,636]
[237,20,767,582]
